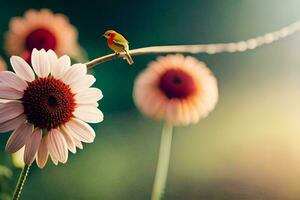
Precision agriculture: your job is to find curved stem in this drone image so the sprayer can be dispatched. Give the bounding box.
[151,123,173,200]
[86,20,300,68]
[12,164,30,200]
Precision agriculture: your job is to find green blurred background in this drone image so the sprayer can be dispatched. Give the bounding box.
[1,0,300,199]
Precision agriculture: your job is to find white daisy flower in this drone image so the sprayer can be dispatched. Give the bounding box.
[0,48,103,168]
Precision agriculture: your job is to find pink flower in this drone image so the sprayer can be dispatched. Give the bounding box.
[133,54,218,126]
[0,49,103,168]
[5,9,81,63]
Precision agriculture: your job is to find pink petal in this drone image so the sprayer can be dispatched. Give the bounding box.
[10,56,35,82]
[60,125,76,153]
[6,123,33,153]
[65,118,95,143]
[73,105,103,123]
[0,102,24,124]
[24,129,42,165]
[75,88,103,104]
[0,71,28,91]
[0,84,23,99]
[36,136,49,168]
[0,114,26,132]
[47,129,68,163]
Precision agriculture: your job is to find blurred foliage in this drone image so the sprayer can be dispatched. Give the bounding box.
[0,165,12,200]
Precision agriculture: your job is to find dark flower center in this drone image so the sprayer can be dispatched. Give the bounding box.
[159,69,196,99]
[25,28,57,52]
[22,77,75,130]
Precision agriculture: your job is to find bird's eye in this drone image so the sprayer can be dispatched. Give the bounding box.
[107,33,111,36]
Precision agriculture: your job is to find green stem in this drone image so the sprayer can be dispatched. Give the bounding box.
[151,123,174,200]
[12,164,30,200]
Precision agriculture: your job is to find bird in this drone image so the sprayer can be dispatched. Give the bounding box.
[103,30,134,65]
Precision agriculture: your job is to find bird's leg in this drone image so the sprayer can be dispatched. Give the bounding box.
[115,52,126,61]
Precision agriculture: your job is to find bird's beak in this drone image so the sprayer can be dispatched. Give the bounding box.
[102,34,106,38]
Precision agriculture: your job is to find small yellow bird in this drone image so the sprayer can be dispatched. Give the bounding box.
[103,30,134,65]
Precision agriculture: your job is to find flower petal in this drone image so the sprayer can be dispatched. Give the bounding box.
[60,125,76,154]
[70,75,96,93]
[75,88,103,104]
[47,129,68,163]
[0,84,23,99]
[0,114,26,132]
[46,134,58,165]
[65,118,95,143]
[46,49,58,68]
[37,136,49,168]
[0,102,24,124]
[10,56,35,82]
[24,129,42,165]
[0,71,28,91]
[73,105,103,123]
[62,63,87,85]
[73,137,83,149]
[6,123,33,153]
[51,55,70,79]
[31,49,50,77]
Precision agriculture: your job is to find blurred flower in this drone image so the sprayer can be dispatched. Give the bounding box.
[133,54,218,126]
[0,57,7,71]
[5,9,81,63]
[0,49,103,168]
[12,147,25,168]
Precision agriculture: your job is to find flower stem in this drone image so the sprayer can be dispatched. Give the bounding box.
[12,164,30,200]
[151,123,174,200]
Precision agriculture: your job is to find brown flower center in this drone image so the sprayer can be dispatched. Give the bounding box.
[159,69,196,99]
[22,77,75,130]
[25,28,57,52]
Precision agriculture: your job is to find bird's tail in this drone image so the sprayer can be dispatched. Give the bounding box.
[124,51,134,65]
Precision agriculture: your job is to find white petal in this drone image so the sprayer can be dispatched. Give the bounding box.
[45,132,58,165]
[62,63,87,85]
[10,56,35,82]
[50,154,58,165]
[31,49,50,77]
[60,125,76,154]
[0,84,23,99]
[37,136,49,168]
[51,55,70,78]
[70,75,96,93]
[45,134,58,165]
[92,102,99,107]
[0,71,28,91]
[6,123,33,153]
[73,105,103,123]
[24,129,42,165]
[65,118,95,143]
[0,102,24,124]
[73,137,83,149]
[0,114,26,132]
[46,49,58,68]
[47,129,68,163]
[75,88,103,104]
